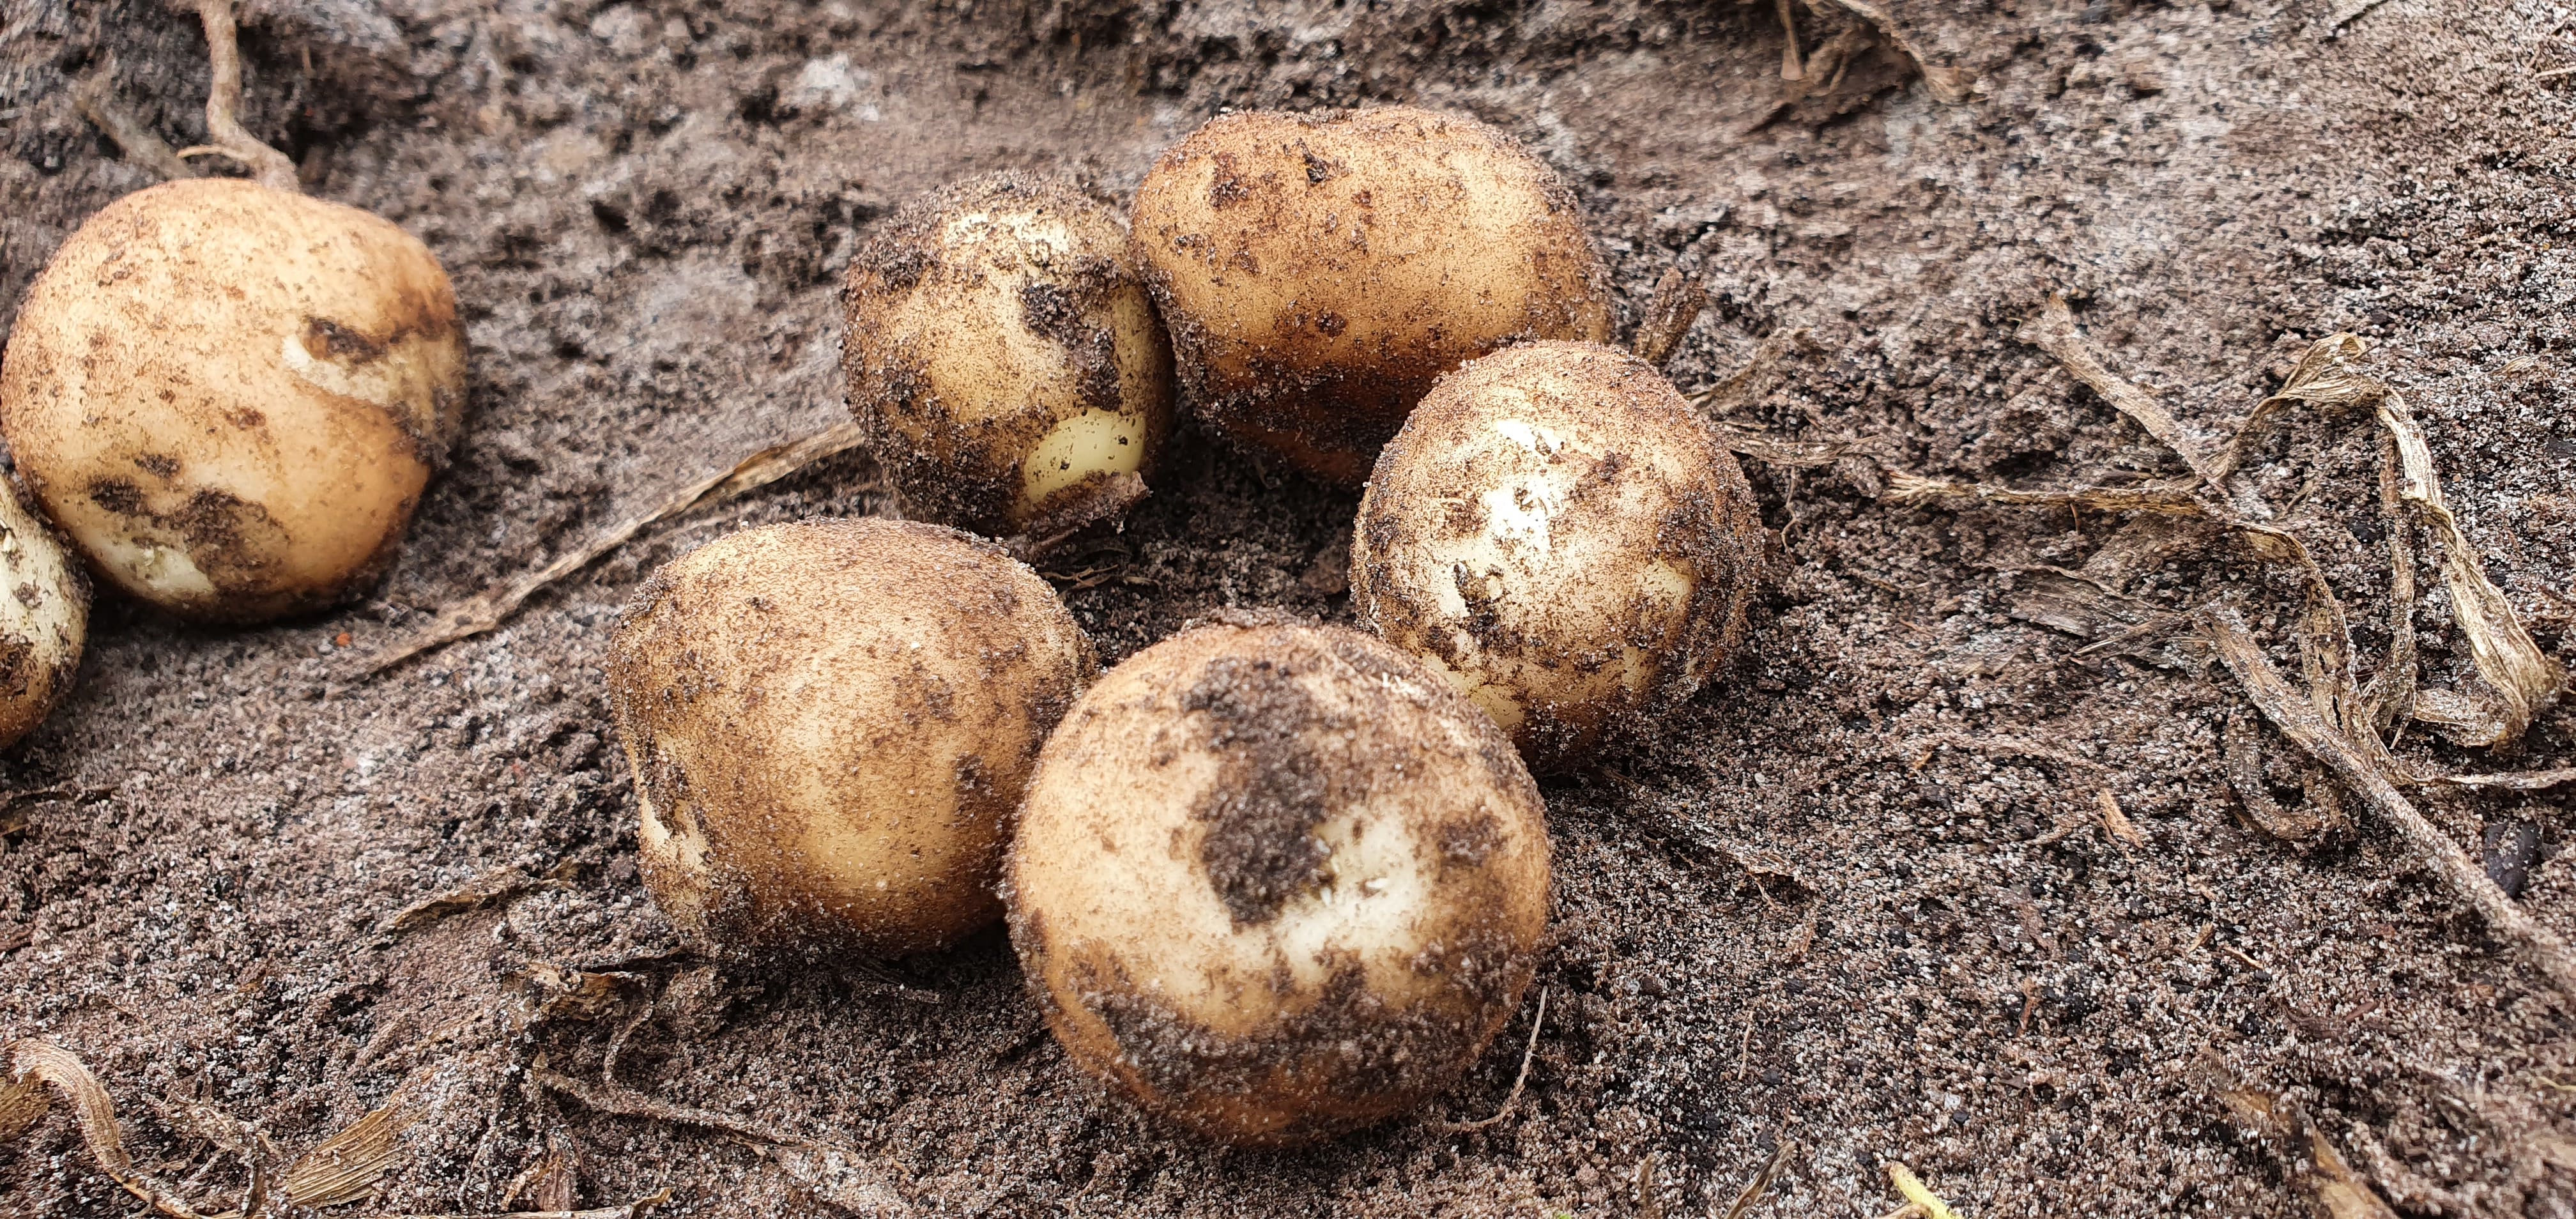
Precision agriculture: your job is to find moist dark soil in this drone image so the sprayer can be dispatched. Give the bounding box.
[7,1,2576,1215]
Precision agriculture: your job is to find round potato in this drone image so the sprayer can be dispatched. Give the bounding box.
[1351,341,1764,772]
[1128,106,1613,484]
[0,479,87,749]
[1008,614,1549,1144]
[608,518,1095,954]
[0,178,464,622]
[845,173,1176,540]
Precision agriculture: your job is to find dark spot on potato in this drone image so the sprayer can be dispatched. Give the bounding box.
[134,453,179,478]
[303,316,389,363]
[1182,655,1337,926]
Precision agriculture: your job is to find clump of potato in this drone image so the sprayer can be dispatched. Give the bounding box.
[0,178,466,622]
[0,483,86,749]
[1008,613,1549,1144]
[845,173,1176,540]
[1128,106,1613,484]
[1351,341,1765,772]
[607,518,1095,954]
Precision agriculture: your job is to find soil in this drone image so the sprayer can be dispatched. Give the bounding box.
[6,0,2576,1215]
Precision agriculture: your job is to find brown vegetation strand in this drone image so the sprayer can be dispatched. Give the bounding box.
[2200,608,2576,1003]
[183,1,298,192]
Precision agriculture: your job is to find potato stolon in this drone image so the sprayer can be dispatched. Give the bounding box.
[0,178,465,622]
[1008,614,1549,1144]
[1351,341,1765,772]
[608,518,1094,953]
[1128,105,1613,484]
[844,173,1175,542]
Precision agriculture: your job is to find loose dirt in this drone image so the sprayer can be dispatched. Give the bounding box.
[5,1,2575,1215]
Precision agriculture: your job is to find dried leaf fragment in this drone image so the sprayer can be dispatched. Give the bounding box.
[2,1039,211,1218]
[1885,1161,1961,1219]
[1819,0,1972,102]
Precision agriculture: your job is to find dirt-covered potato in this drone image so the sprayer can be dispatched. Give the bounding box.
[1008,614,1549,1144]
[1128,106,1612,484]
[608,518,1093,954]
[0,178,465,622]
[845,173,1176,540]
[0,480,87,749]
[1352,341,1764,772]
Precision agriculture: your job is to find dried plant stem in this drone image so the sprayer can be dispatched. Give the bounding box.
[352,422,868,677]
[1818,0,1970,102]
[2201,608,2576,1002]
[180,0,300,192]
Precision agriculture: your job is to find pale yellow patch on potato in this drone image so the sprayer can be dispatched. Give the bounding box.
[845,174,1174,540]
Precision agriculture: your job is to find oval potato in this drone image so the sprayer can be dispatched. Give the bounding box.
[1352,341,1764,772]
[0,178,466,622]
[845,173,1175,540]
[1008,614,1549,1144]
[608,518,1094,954]
[1129,106,1611,484]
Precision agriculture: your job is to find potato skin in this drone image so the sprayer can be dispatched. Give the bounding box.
[1008,615,1549,1144]
[0,478,88,749]
[1351,341,1765,772]
[844,173,1175,539]
[1129,106,1612,484]
[0,178,464,622]
[607,518,1094,954]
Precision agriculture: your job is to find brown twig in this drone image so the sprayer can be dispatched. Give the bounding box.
[1719,1140,1795,1219]
[1436,987,1549,1133]
[180,0,300,192]
[2200,607,2576,1002]
[349,422,869,677]
[1820,0,1970,102]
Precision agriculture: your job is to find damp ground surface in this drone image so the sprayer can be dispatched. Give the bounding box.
[6,1,2576,1215]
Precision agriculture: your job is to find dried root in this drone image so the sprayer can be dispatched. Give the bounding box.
[350,422,868,677]
[1434,987,1549,1133]
[1719,1140,1795,1219]
[1,1039,210,1218]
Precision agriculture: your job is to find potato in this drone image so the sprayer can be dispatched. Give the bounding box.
[1351,341,1764,772]
[1128,106,1612,484]
[844,173,1175,540]
[607,518,1094,954]
[0,178,465,622]
[0,480,87,749]
[1008,614,1549,1144]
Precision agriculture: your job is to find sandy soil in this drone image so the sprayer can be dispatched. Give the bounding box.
[6,0,2576,1214]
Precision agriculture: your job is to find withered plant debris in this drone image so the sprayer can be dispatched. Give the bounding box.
[2198,1054,2400,1219]
[353,422,868,677]
[380,864,563,936]
[1718,1139,1795,1219]
[72,68,196,182]
[2,1039,212,1218]
[533,1066,910,1211]
[1884,1160,1961,1219]
[1632,263,1709,369]
[1816,0,1972,103]
[1892,301,2576,997]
